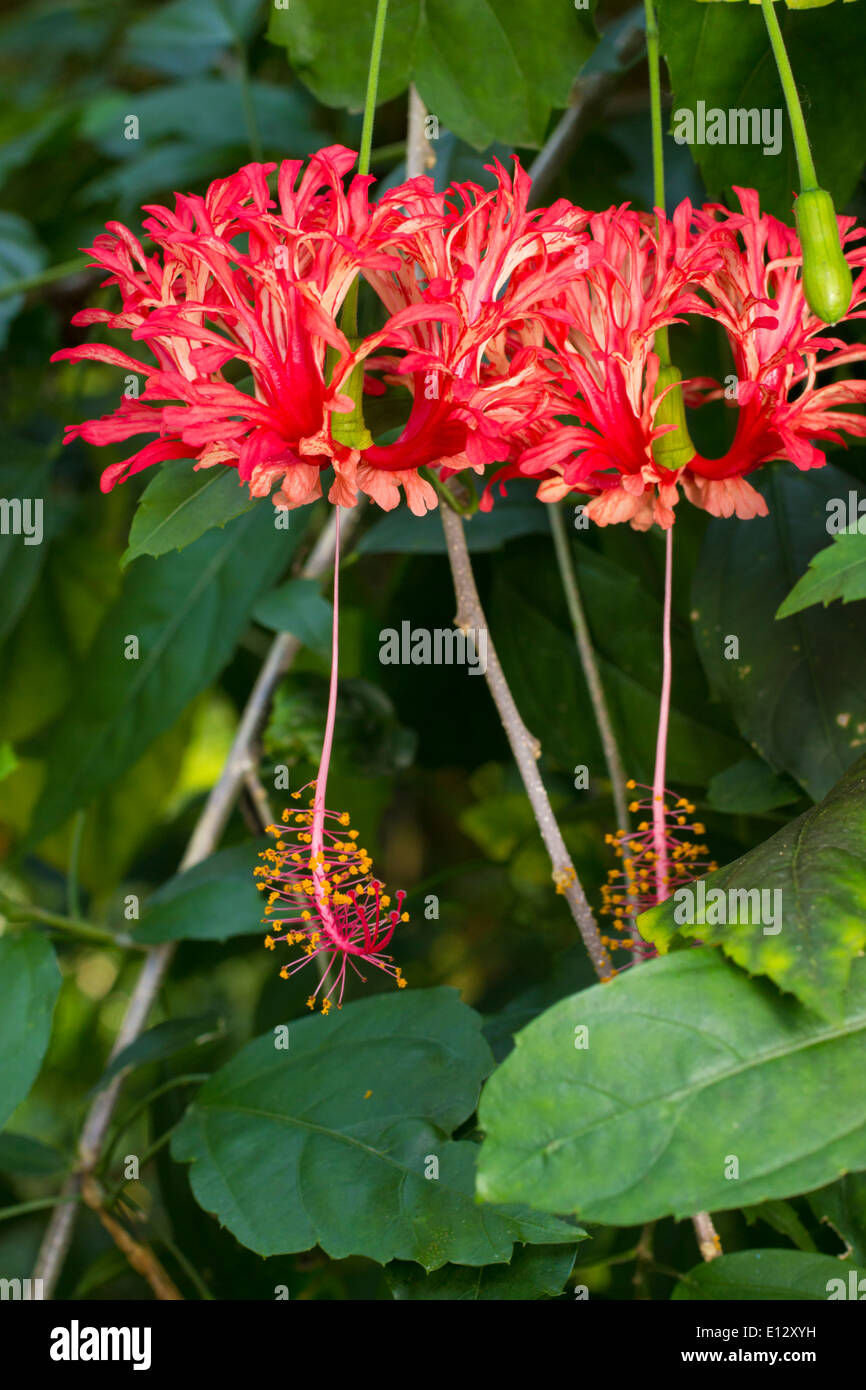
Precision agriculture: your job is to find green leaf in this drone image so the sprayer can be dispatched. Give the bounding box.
[476,950,866,1226]
[0,744,16,784]
[2,714,193,893]
[672,1249,866,1301]
[388,1242,577,1299]
[691,466,866,800]
[807,1172,866,1263]
[253,577,333,655]
[135,843,266,944]
[124,0,265,76]
[268,0,598,149]
[0,935,60,1131]
[741,1199,818,1252]
[0,212,46,346]
[172,987,580,1267]
[777,530,866,617]
[82,80,322,160]
[357,484,551,555]
[640,753,866,1017]
[707,757,801,814]
[659,0,866,217]
[0,527,119,745]
[0,1132,66,1178]
[94,1014,224,1089]
[27,505,295,845]
[122,459,256,566]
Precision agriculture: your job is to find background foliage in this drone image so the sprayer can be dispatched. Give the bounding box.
[1,0,865,1301]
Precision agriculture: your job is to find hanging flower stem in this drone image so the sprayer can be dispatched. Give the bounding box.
[644,16,722,1263]
[643,0,671,369]
[760,0,817,190]
[341,0,389,341]
[309,508,341,928]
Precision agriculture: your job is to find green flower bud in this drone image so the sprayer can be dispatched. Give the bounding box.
[329,356,373,451]
[652,365,697,472]
[795,188,853,325]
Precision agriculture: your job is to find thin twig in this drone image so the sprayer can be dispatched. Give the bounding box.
[439,503,612,981]
[549,503,630,836]
[407,85,435,177]
[80,1177,183,1301]
[692,1209,722,1262]
[33,504,360,1297]
[633,1221,655,1299]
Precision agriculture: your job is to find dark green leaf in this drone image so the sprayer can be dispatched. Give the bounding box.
[0,212,46,347]
[0,935,60,1130]
[658,0,866,218]
[0,1132,66,1178]
[357,487,551,555]
[388,1242,577,1299]
[253,577,333,654]
[94,1014,225,1088]
[28,505,296,844]
[124,0,265,76]
[741,1199,818,1252]
[691,466,866,800]
[707,757,801,814]
[122,459,256,566]
[640,753,866,1017]
[172,987,579,1266]
[476,950,866,1226]
[808,1172,866,1264]
[268,0,598,149]
[0,455,53,645]
[82,79,321,159]
[135,843,266,944]
[0,743,17,783]
[777,529,866,617]
[672,1249,866,1301]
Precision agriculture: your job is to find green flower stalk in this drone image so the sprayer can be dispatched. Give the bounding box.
[761,0,853,322]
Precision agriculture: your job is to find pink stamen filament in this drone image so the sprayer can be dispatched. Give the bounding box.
[651,525,673,904]
[311,506,342,936]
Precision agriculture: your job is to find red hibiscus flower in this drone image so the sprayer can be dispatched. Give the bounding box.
[52,146,462,516]
[509,192,866,529]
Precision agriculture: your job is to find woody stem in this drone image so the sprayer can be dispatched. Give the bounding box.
[440,501,613,982]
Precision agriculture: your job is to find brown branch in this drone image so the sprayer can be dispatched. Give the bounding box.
[439,503,613,981]
[80,1177,183,1301]
[692,1210,723,1262]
